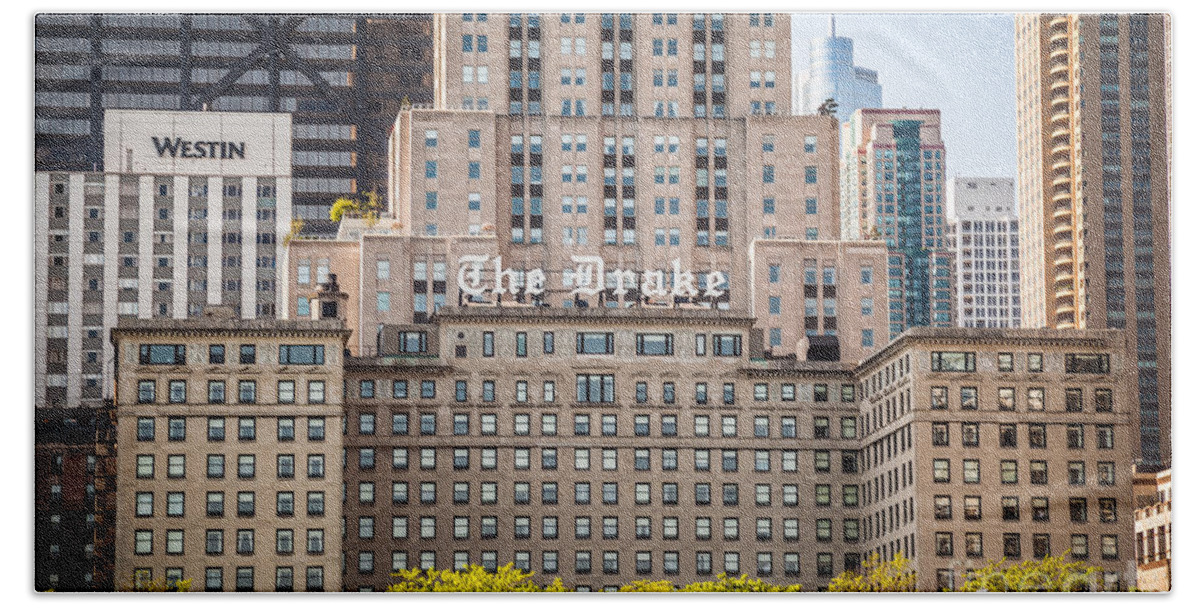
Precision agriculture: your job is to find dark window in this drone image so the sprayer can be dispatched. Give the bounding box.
[576,332,614,354]
[278,345,325,365]
[140,344,186,365]
[1065,354,1110,374]
[636,333,674,355]
[399,332,427,354]
[239,345,256,364]
[930,351,976,372]
[209,345,225,364]
[712,334,742,356]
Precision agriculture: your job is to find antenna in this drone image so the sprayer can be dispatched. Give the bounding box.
[829,15,837,38]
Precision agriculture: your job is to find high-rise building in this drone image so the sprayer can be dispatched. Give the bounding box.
[33,14,434,228]
[1014,14,1171,469]
[288,11,892,364]
[432,12,792,119]
[841,109,956,338]
[947,178,1022,328]
[795,16,882,119]
[35,109,296,409]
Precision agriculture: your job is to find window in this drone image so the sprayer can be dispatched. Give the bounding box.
[237,417,256,440]
[1071,534,1089,559]
[1065,353,1110,374]
[576,332,614,354]
[1067,424,1085,449]
[309,381,328,404]
[636,333,674,356]
[1031,460,1048,484]
[931,422,949,446]
[963,459,980,484]
[278,345,325,365]
[841,417,856,439]
[208,380,226,404]
[930,386,948,409]
[137,381,156,404]
[997,352,1014,371]
[713,335,742,356]
[930,351,976,372]
[934,495,952,519]
[936,532,953,556]
[136,417,155,441]
[933,459,950,483]
[576,374,615,403]
[140,344,186,365]
[207,418,225,441]
[307,418,325,441]
[1002,534,1022,558]
[960,387,978,410]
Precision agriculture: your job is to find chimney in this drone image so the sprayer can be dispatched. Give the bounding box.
[796,337,810,362]
[310,273,349,323]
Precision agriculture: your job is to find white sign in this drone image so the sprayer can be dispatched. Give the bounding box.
[457,255,728,299]
[103,109,292,177]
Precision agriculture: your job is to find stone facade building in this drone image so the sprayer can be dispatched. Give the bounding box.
[109,294,351,591]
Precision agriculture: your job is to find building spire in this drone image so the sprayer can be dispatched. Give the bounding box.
[829,15,836,38]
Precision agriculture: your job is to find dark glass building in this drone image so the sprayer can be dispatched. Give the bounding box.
[34,13,434,231]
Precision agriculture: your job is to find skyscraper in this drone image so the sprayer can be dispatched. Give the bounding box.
[33,14,434,229]
[1014,14,1171,470]
[290,11,894,365]
[947,177,1022,329]
[841,109,955,339]
[795,17,882,119]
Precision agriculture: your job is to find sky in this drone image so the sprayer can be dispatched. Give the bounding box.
[792,13,1017,179]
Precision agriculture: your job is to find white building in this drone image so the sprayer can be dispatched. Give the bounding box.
[34,109,294,408]
[794,16,882,119]
[947,177,1021,328]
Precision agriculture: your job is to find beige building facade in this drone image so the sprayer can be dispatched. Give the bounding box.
[332,308,1134,591]
[110,307,350,591]
[432,12,791,119]
[1132,468,1171,591]
[1014,14,1171,469]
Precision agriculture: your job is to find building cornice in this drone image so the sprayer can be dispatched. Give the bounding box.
[434,306,758,328]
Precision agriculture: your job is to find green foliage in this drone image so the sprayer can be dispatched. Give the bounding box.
[620,580,679,592]
[386,563,568,592]
[828,552,917,592]
[120,576,192,592]
[281,218,305,245]
[958,553,1102,592]
[328,197,358,223]
[329,190,382,224]
[620,573,800,592]
[680,573,801,592]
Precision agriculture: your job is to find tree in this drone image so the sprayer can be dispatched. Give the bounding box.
[119,576,192,592]
[958,553,1103,592]
[828,552,917,592]
[817,97,839,117]
[620,573,801,592]
[386,564,568,592]
[680,573,801,592]
[329,190,383,225]
[620,580,679,592]
[281,218,305,246]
